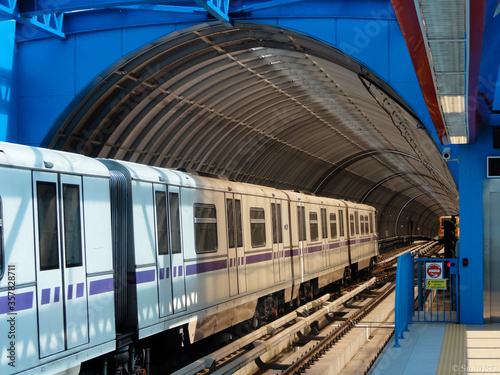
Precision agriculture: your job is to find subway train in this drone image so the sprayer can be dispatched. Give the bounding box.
[0,142,378,374]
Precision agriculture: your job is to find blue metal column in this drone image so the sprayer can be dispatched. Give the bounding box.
[0,20,17,142]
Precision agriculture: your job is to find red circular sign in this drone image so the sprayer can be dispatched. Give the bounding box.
[427,263,442,278]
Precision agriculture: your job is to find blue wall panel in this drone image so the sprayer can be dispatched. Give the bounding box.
[457,128,496,323]
[336,18,389,81]
[76,29,122,93]
[17,95,74,146]
[122,24,177,56]
[278,18,336,46]
[18,37,76,97]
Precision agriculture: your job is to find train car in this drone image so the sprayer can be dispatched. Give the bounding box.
[0,142,379,375]
[0,142,115,375]
[438,216,459,240]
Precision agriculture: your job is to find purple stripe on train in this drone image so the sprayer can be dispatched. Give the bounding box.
[132,270,156,284]
[89,278,114,295]
[246,252,273,265]
[0,291,34,314]
[186,259,227,276]
[41,288,50,305]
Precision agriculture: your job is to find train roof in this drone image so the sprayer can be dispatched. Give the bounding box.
[100,159,289,199]
[0,142,110,177]
[285,190,375,211]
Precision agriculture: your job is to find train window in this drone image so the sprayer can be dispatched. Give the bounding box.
[310,212,319,242]
[235,200,243,247]
[194,204,218,253]
[0,198,3,279]
[37,182,59,271]
[250,207,266,247]
[360,215,365,235]
[354,211,360,235]
[227,199,235,248]
[271,203,283,244]
[330,213,337,239]
[63,184,83,267]
[321,208,328,239]
[169,193,181,254]
[155,191,169,255]
[297,206,306,241]
[349,214,355,236]
[365,215,369,234]
[369,213,374,234]
[339,210,345,237]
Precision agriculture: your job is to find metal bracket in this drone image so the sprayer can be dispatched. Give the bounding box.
[255,357,289,370]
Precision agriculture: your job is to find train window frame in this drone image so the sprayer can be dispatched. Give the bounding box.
[349,214,355,236]
[0,197,3,279]
[226,199,235,248]
[360,215,365,235]
[155,191,169,255]
[62,184,83,267]
[169,192,182,254]
[250,207,266,248]
[194,203,218,253]
[329,212,337,239]
[235,200,243,247]
[271,203,283,244]
[309,211,319,242]
[297,206,306,241]
[37,181,60,271]
[339,209,345,237]
[321,208,328,239]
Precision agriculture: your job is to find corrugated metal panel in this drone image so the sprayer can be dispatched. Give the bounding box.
[44,22,458,239]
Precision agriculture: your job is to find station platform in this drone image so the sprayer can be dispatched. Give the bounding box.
[369,323,500,375]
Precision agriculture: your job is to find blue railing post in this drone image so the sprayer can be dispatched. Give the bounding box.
[394,252,413,347]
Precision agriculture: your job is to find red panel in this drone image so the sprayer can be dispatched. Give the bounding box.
[468,0,485,144]
[391,0,449,144]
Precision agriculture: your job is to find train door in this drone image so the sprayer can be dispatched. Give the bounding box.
[155,185,186,317]
[271,200,285,282]
[154,186,173,317]
[33,172,89,358]
[320,206,329,267]
[225,193,246,296]
[169,187,186,312]
[297,202,308,274]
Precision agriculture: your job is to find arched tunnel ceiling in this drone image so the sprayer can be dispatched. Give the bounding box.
[43,22,458,238]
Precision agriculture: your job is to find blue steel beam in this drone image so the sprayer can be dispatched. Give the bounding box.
[0,0,66,39]
[18,0,218,16]
[193,0,231,25]
[111,4,206,13]
[231,0,306,13]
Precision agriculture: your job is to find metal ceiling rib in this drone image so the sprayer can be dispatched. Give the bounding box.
[44,22,458,238]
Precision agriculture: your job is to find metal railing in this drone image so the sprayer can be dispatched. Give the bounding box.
[414,258,459,323]
[394,255,459,347]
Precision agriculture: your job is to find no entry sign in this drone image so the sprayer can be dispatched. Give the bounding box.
[426,262,443,279]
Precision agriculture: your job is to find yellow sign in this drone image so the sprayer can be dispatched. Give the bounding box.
[426,279,447,290]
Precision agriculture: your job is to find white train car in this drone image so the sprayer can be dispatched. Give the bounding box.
[0,142,378,374]
[0,142,115,375]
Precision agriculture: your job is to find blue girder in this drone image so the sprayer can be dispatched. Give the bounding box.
[0,0,66,39]
[194,0,231,25]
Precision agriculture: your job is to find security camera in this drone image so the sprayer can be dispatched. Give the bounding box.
[442,147,452,160]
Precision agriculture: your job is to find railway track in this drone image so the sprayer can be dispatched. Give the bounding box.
[173,241,432,375]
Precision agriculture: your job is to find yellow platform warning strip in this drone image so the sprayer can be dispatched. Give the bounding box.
[436,324,466,374]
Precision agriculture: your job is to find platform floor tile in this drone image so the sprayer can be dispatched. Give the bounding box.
[368,323,446,375]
